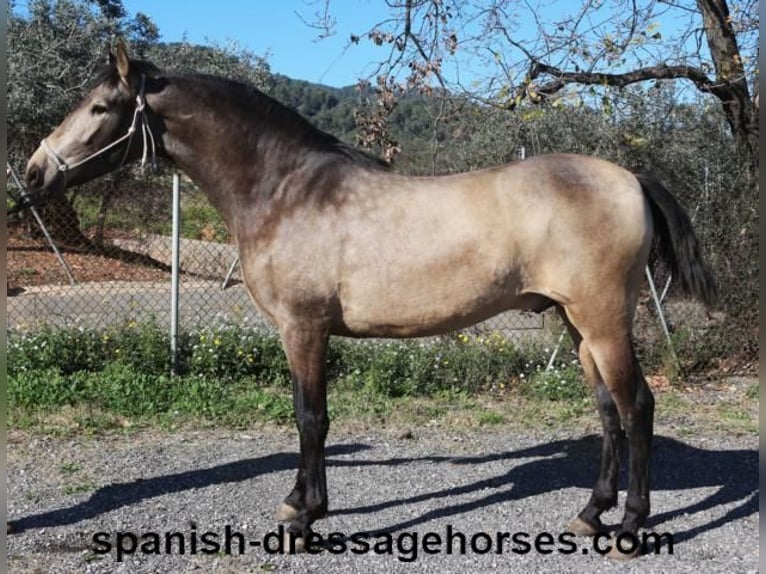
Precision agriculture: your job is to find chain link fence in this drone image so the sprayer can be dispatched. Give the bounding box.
[6,163,725,373]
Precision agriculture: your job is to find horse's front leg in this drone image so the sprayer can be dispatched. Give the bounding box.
[274,321,330,548]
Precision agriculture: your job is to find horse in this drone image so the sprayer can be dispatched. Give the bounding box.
[23,43,716,558]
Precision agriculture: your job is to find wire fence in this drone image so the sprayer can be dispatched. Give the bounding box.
[6,165,721,373]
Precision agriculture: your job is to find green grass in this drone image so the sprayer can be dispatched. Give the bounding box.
[8,322,753,437]
[62,481,96,495]
[60,462,82,474]
[715,401,758,434]
[7,322,567,433]
[477,411,506,426]
[178,202,229,242]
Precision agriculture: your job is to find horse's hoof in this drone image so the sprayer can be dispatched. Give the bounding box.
[607,541,640,560]
[567,516,601,537]
[275,502,300,522]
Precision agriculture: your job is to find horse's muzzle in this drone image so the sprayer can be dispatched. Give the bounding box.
[24,145,66,203]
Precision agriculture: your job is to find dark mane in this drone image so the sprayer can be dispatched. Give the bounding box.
[178,72,390,171]
[93,58,390,172]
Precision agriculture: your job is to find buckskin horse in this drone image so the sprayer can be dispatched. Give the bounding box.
[22,43,716,558]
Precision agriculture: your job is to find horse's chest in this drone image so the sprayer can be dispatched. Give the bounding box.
[237,243,338,327]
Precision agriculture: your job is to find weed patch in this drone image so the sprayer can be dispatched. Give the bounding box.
[7,323,641,433]
[8,323,561,427]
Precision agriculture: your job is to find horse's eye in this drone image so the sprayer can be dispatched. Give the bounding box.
[91,104,108,116]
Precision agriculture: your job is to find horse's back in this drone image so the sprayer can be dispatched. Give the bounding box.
[238,153,652,337]
[330,154,651,336]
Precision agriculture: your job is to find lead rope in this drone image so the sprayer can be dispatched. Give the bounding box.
[139,95,158,172]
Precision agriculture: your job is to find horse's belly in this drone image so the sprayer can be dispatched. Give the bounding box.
[335,266,537,337]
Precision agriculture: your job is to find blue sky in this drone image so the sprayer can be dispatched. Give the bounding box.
[12,0,711,94]
[121,0,394,87]
[114,1,699,91]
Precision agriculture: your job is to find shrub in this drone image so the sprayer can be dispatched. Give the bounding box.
[8,322,582,425]
[525,362,588,401]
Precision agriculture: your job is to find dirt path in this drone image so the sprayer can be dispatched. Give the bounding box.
[7,425,758,573]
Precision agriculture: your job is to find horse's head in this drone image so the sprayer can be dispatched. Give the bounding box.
[25,42,156,201]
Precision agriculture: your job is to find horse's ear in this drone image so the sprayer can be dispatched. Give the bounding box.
[113,40,131,86]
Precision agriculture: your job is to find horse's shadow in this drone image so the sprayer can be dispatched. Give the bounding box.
[8,443,370,534]
[9,435,756,550]
[331,435,758,548]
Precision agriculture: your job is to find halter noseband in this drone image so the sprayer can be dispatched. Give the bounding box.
[41,74,157,176]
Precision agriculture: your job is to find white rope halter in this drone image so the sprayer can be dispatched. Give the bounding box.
[41,74,157,176]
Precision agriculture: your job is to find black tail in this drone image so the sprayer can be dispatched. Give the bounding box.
[637,173,718,308]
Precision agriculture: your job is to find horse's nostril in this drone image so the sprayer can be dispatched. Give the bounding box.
[26,165,42,190]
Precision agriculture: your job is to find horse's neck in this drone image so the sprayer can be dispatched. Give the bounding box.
[151,79,302,233]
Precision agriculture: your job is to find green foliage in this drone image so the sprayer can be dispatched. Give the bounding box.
[8,322,173,377]
[525,362,588,401]
[148,41,270,88]
[330,333,532,398]
[72,183,229,241]
[8,0,158,159]
[634,322,732,380]
[8,324,564,427]
[184,323,291,384]
[178,202,229,242]
[8,362,296,426]
[477,411,506,426]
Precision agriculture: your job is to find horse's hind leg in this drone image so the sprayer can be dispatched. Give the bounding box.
[590,335,654,557]
[274,321,330,548]
[557,307,623,537]
[562,305,654,557]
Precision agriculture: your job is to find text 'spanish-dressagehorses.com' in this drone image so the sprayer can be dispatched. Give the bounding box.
[19,43,716,559]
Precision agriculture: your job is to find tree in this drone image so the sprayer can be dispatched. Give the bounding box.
[8,0,161,245]
[310,0,758,179]
[146,41,270,87]
[8,0,158,157]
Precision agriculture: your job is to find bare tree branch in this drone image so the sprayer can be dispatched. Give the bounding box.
[530,61,727,98]
[294,0,336,41]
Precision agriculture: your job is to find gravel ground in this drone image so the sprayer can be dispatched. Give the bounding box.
[7,424,757,573]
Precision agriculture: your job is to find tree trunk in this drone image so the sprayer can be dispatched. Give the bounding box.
[697,0,758,183]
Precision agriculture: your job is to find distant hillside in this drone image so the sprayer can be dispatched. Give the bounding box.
[148,42,446,171]
[263,74,361,140]
[261,73,453,172]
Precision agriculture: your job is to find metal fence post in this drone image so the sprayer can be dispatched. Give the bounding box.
[645,266,678,366]
[170,174,181,375]
[7,162,77,285]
